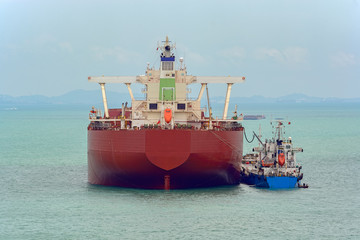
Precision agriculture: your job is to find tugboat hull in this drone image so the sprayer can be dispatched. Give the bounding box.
[240,173,299,189]
[266,176,298,188]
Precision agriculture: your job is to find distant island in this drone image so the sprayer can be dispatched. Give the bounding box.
[1,90,359,108]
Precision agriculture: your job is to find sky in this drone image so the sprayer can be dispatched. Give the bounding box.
[1,0,359,98]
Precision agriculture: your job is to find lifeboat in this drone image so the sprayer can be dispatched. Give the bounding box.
[164,108,172,123]
[261,160,274,167]
[278,152,285,166]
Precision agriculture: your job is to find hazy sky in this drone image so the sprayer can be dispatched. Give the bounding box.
[1,0,359,98]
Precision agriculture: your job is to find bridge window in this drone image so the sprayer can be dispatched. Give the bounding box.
[162,62,173,71]
[177,103,186,110]
[149,103,158,110]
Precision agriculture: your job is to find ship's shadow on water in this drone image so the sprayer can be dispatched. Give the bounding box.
[86,183,243,200]
[249,185,304,192]
[86,182,305,197]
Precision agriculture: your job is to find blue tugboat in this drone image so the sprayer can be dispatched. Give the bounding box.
[241,120,306,189]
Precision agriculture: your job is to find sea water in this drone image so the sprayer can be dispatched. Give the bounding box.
[0,104,359,239]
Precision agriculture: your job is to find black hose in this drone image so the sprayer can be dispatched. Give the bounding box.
[244,129,255,143]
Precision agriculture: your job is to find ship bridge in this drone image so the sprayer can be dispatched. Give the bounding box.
[88,37,245,129]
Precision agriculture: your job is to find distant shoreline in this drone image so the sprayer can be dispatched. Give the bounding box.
[1,90,359,107]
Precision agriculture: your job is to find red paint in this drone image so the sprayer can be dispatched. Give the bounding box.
[164,109,172,123]
[108,108,132,119]
[278,153,285,166]
[164,175,170,190]
[262,160,274,167]
[88,129,243,189]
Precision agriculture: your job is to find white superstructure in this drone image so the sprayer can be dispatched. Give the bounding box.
[88,37,245,129]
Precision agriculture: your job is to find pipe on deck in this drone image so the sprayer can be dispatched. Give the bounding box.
[100,83,109,118]
[222,83,233,120]
[197,83,206,101]
[125,83,135,101]
[205,84,212,130]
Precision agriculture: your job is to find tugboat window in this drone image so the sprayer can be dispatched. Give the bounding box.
[177,103,186,110]
[149,103,158,110]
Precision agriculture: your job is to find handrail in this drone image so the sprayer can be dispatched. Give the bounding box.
[89,118,242,123]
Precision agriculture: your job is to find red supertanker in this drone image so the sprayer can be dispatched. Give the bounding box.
[88,127,243,189]
[87,37,245,189]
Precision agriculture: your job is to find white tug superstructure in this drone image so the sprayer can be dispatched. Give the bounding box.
[241,120,306,188]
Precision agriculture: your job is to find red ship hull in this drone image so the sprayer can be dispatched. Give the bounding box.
[88,129,243,189]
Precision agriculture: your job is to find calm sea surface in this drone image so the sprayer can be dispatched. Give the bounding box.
[1,103,359,239]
